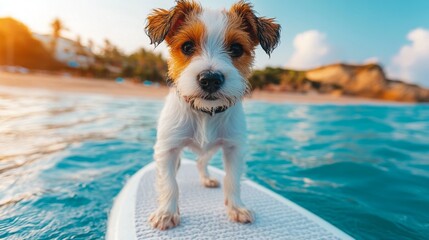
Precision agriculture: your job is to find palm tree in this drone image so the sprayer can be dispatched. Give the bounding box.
[75,35,84,55]
[103,39,112,59]
[50,18,67,55]
[87,39,94,55]
[75,34,87,67]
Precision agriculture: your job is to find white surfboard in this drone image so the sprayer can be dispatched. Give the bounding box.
[107,159,353,240]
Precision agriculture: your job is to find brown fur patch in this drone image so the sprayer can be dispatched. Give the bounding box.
[167,18,205,81]
[256,17,281,56]
[146,1,204,82]
[229,1,259,45]
[225,12,256,79]
[229,1,281,56]
[145,0,202,46]
[146,8,171,46]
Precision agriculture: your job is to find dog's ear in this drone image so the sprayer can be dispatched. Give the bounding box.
[256,17,281,56]
[145,0,202,47]
[230,1,281,56]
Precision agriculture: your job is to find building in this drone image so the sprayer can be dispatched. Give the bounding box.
[33,33,95,68]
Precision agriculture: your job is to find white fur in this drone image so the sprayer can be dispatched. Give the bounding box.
[149,9,253,230]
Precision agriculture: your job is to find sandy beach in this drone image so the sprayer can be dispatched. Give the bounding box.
[0,71,391,104]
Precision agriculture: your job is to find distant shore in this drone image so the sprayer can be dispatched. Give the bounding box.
[0,72,397,104]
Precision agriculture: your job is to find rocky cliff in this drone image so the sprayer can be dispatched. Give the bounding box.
[305,63,429,102]
[251,63,429,102]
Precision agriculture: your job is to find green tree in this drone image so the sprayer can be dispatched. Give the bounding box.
[124,48,167,82]
[0,17,63,69]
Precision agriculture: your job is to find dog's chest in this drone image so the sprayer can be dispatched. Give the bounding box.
[190,114,226,150]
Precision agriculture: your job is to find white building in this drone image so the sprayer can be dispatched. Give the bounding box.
[33,33,95,68]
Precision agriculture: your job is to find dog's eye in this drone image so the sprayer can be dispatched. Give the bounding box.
[229,43,244,58]
[181,41,195,56]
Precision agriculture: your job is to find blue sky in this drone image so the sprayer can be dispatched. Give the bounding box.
[1,0,429,85]
[257,0,429,64]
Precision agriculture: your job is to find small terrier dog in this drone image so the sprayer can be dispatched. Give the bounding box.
[145,0,280,230]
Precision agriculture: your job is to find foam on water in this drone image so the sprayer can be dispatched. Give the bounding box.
[1,87,428,239]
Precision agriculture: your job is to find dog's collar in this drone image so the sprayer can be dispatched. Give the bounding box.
[199,106,228,116]
[167,78,229,116]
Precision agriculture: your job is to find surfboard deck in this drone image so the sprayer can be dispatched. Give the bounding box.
[107,159,352,240]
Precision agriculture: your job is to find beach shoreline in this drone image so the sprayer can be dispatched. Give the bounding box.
[0,71,399,104]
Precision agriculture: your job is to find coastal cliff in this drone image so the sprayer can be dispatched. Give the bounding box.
[251,64,429,102]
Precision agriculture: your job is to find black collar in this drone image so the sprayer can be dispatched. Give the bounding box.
[199,106,228,116]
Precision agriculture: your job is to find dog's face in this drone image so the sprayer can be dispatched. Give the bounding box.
[146,0,280,112]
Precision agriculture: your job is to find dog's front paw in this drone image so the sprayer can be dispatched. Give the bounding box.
[227,206,253,223]
[202,177,220,188]
[149,209,180,230]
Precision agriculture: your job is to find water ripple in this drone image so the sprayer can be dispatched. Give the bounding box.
[1,90,429,239]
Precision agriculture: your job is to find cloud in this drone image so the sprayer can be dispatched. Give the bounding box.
[286,30,337,69]
[388,28,429,86]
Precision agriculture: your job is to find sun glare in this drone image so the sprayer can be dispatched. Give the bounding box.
[0,1,55,35]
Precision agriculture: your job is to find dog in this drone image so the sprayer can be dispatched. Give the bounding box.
[145,0,280,230]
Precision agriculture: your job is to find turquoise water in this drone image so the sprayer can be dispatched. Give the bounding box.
[1,88,429,239]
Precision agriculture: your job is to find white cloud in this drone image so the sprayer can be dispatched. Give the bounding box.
[388,28,429,86]
[286,30,337,69]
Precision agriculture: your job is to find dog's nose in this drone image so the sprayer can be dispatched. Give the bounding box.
[198,70,225,94]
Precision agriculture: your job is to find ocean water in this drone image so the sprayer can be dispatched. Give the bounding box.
[1,87,429,240]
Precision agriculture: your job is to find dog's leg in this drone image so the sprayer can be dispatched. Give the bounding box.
[197,150,219,188]
[149,148,181,230]
[223,145,253,223]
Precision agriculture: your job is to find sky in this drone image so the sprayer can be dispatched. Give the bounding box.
[1,0,429,86]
